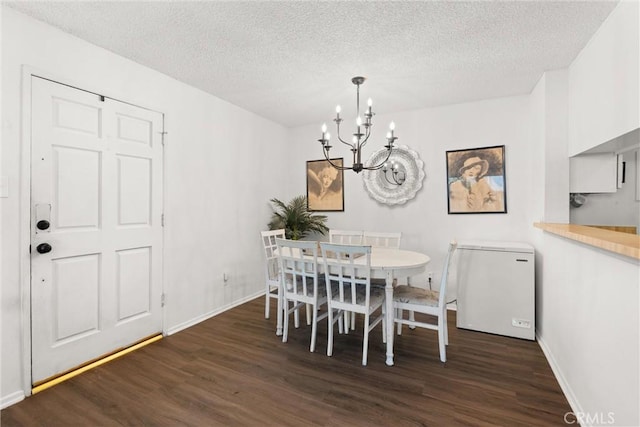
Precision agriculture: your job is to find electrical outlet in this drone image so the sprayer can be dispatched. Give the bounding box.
[512,318,531,329]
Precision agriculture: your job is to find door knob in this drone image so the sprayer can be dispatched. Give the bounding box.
[37,220,50,230]
[36,243,52,254]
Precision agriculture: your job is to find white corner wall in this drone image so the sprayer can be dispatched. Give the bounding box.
[532,2,640,424]
[568,0,639,156]
[537,233,639,426]
[1,7,289,406]
[288,94,536,301]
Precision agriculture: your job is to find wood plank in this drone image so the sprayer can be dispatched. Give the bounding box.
[534,222,640,259]
[1,298,571,426]
[586,225,637,235]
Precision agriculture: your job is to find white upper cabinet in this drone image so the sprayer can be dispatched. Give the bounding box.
[570,153,617,193]
[568,1,639,156]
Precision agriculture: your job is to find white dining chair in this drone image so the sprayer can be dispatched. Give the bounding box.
[393,241,457,362]
[320,242,385,366]
[363,231,402,249]
[329,229,364,245]
[277,238,328,353]
[261,229,300,334]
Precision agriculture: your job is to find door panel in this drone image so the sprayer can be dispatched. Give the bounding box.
[116,247,151,322]
[53,146,102,229]
[117,155,151,226]
[52,254,101,342]
[31,77,163,383]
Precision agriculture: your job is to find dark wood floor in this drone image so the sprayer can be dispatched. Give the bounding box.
[2,298,570,426]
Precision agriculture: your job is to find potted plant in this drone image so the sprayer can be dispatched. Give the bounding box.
[268,195,329,240]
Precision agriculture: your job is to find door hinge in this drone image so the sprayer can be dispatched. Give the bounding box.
[161,293,166,307]
[160,131,168,146]
[161,213,165,227]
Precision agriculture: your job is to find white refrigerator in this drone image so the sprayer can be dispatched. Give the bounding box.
[456,240,535,340]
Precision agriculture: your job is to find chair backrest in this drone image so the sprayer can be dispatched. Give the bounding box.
[276,238,320,297]
[363,231,402,249]
[438,241,458,308]
[320,243,372,312]
[329,229,363,245]
[261,229,285,281]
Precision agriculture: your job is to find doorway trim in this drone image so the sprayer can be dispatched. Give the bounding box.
[19,65,167,397]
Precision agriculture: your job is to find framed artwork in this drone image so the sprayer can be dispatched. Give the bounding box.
[446,145,507,214]
[307,158,344,212]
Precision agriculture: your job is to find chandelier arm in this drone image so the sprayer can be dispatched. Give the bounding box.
[335,122,356,149]
[364,148,393,170]
[384,171,402,186]
[336,133,355,148]
[359,127,372,149]
[322,151,352,170]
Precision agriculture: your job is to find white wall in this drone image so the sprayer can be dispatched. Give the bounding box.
[1,7,289,406]
[568,0,639,156]
[537,233,639,426]
[288,94,536,301]
[532,3,640,425]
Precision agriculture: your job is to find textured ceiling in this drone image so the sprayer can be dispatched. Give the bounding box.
[6,1,618,128]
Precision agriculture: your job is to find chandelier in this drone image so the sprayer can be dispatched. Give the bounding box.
[318,76,397,173]
[382,161,406,185]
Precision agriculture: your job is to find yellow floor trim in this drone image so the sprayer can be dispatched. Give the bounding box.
[32,334,163,394]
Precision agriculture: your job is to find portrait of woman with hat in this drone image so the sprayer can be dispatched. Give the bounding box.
[447,146,506,213]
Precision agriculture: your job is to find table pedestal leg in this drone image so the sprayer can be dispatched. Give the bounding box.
[276,284,283,336]
[385,271,394,366]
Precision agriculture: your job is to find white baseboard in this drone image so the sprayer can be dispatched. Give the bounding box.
[166,290,263,336]
[536,332,584,422]
[1,390,25,410]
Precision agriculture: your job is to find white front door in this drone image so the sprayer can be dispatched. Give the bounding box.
[31,77,164,384]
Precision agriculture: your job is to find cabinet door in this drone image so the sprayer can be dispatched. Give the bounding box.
[570,153,617,193]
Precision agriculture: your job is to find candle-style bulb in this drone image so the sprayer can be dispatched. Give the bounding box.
[367,98,373,107]
[389,121,396,131]
[325,132,330,140]
[356,116,362,126]
[352,136,357,144]
[336,105,341,114]
[386,131,392,139]
[321,123,327,133]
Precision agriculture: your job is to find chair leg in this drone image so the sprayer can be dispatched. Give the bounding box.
[337,310,344,334]
[362,313,370,366]
[444,308,449,345]
[381,304,386,344]
[306,303,312,326]
[265,285,270,319]
[409,310,416,329]
[396,309,403,335]
[276,287,283,336]
[282,301,289,343]
[310,304,318,352]
[350,311,356,330]
[327,308,334,357]
[294,304,300,328]
[343,311,350,334]
[438,314,446,362]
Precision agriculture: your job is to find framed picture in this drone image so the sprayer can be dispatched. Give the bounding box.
[307,158,344,212]
[446,145,507,214]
